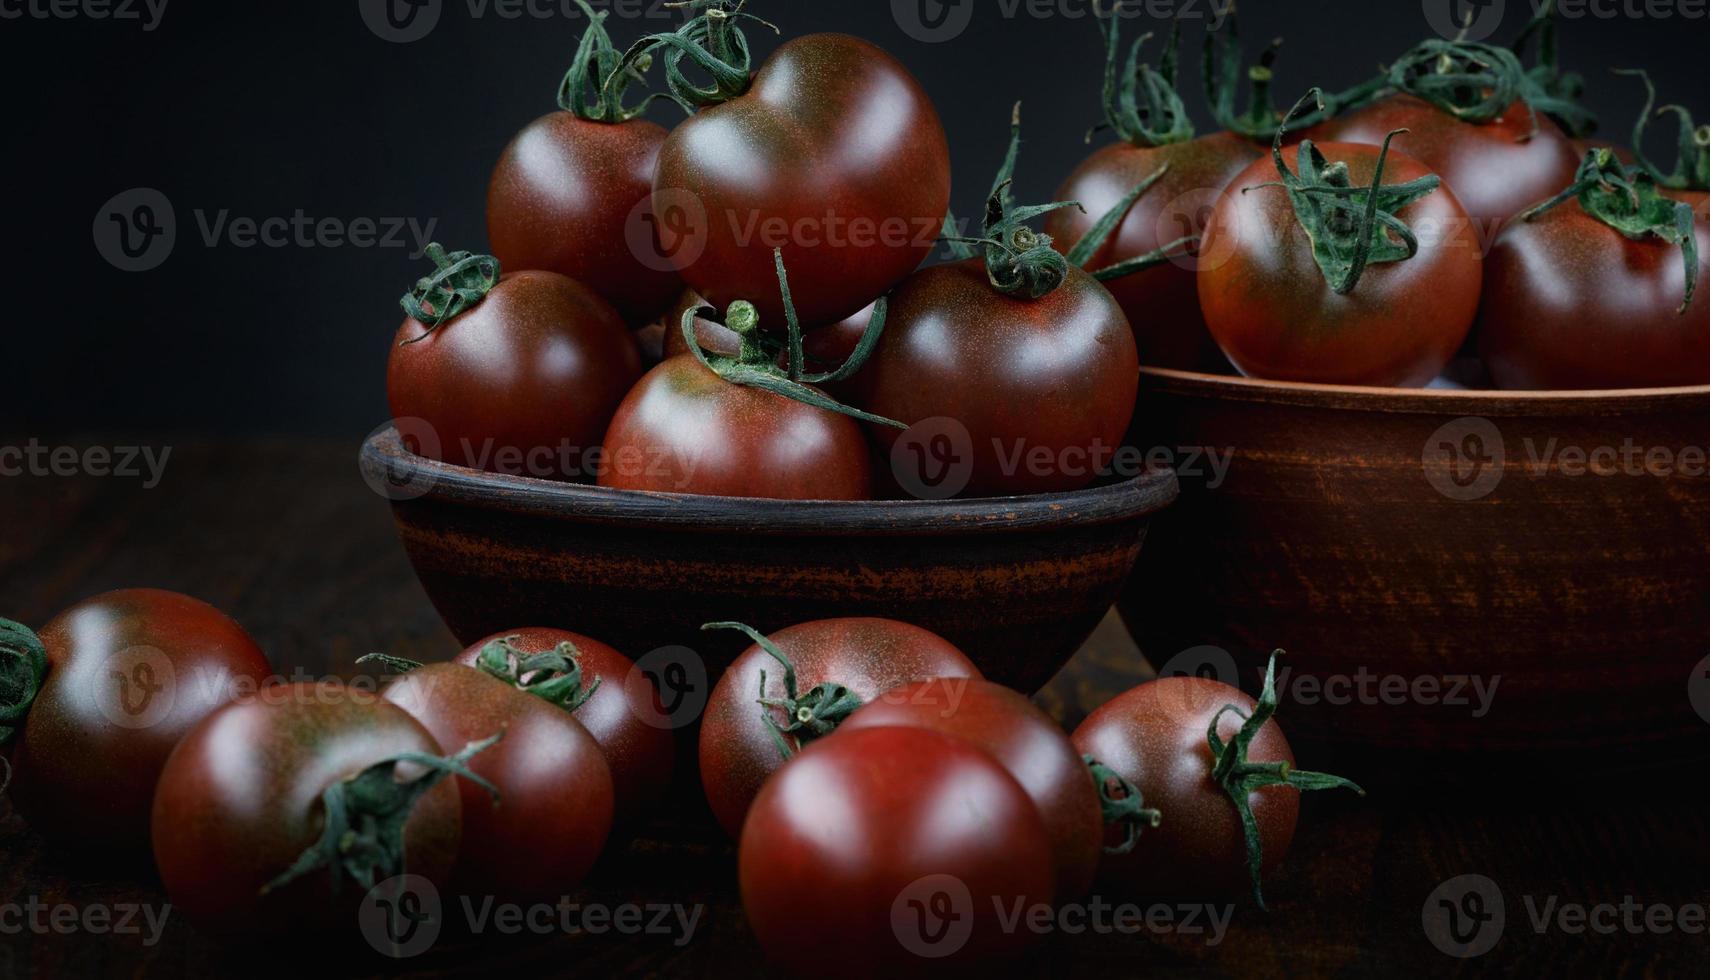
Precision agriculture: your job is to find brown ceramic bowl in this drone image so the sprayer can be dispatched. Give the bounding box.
[1120,368,1710,779]
[361,427,1178,693]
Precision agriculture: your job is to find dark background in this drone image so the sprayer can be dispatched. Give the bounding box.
[2,0,1702,436]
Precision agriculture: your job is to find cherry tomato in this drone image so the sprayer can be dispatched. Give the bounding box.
[652,32,950,327]
[456,628,672,822]
[854,259,1138,497]
[1322,95,1581,232]
[740,726,1053,977]
[388,256,643,477]
[698,618,980,839]
[380,663,613,903]
[152,682,470,938]
[841,677,1102,901]
[3,589,271,849]
[1199,140,1484,387]
[1049,133,1263,371]
[598,354,873,500]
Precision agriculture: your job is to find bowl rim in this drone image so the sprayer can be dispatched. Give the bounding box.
[1143,368,1710,417]
[360,427,1180,535]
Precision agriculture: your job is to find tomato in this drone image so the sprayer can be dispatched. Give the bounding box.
[1322,95,1580,234]
[380,663,613,903]
[698,618,979,839]
[1480,153,1710,389]
[152,682,480,938]
[1070,653,1360,908]
[388,250,643,476]
[740,726,1053,976]
[2,589,271,850]
[841,678,1102,902]
[643,21,950,327]
[455,628,672,822]
[1198,119,1484,387]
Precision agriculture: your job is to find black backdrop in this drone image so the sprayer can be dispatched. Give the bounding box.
[2,0,1701,436]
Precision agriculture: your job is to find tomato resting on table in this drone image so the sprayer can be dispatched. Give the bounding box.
[627,5,951,326]
[841,677,1103,902]
[387,246,643,477]
[697,618,979,839]
[152,682,495,939]
[1,589,272,850]
[487,0,682,324]
[740,726,1053,978]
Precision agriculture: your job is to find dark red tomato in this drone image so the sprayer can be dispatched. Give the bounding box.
[661,289,874,398]
[699,618,980,839]
[1047,133,1264,371]
[488,114,682,324]
[1480,203,1710,389]
[152,682,464,938]
[740,726,1053,977]
[1071,678,1297,900]
[841,678,1101,902]
[7,589,271,849]
[598,354,873,500]
[456,628,672,822]
[655,34,950,327]
[380,663,612,903]
[1199,142,1484,386]
[388,269,643,476]
[1323,95,1580,234]
[854,259,1139,497]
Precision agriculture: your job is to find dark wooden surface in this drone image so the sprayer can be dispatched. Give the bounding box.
[2,440,1706,978]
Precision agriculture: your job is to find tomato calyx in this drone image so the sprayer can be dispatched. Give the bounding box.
[557,0,675,123]
[1083,755,1161,856]
[703,622,863,760]
[611,0,778,111]
[262,734,503,899]
[397,243,501,343]
[1088,8,1193,148]
[1522,148,1701,313]
[1618,69,1710,195]
[681,249,905,429]
[1201,8,1386,142]
[359,639,603,713]
[0,618,48,792]
[1209,651,1364,911]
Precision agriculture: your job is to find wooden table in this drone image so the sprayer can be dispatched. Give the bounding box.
[2,441,1704,977]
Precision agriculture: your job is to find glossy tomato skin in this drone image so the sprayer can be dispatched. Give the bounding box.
[456,628,672,823]
[1047,133,1265,371]
[10,589,271,849]
[660,289,874,399]
[699,618,980,839]
[841,678,1101,902]
[740,726,1054,977]
[388,270,643,476]
[488,114,682,324]
[1071,678,1298,899]
[151,682,463,938]
[854,259,1139,497]
[1198,143,1484,387]
[381,664,613,903]
[1323,95,1581,232]
[598,354,874,500]
[1480,202,1710,389]
[656,34,951,327]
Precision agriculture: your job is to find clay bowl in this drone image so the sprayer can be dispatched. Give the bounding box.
[1119,368,1710,781]
[362,427,1178,693]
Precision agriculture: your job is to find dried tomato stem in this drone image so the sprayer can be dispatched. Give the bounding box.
[397,244,501,342]
[1084,755,1161,856]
